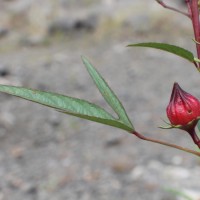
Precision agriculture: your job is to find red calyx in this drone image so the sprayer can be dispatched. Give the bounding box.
[166,82,200,127]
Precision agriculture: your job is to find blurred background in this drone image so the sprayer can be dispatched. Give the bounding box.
[0,0,200,200]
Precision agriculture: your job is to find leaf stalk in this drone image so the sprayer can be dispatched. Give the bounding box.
[131,131,200,157]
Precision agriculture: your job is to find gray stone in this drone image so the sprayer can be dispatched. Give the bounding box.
[49,13,99,35]
[0,28,9,38]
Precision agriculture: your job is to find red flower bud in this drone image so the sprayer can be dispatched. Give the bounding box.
[166,83,200,126]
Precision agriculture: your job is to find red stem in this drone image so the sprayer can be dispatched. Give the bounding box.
[188,128,200,148]
[188,0,200,64]
[185,0,192,17]
[157,0,190,17]
[131,131,200,157]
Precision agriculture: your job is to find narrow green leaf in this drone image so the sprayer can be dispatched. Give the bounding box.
[82,56,134,130]
[166,188,194,200]
[0,85,133,132]
[128,42,194,62]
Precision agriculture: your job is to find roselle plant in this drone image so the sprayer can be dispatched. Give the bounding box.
[1,0,200,157]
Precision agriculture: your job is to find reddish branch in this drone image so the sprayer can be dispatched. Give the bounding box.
[187,0,200,65]
[156,0,190,17]
[131,131,200,157]
[157,0,200,67]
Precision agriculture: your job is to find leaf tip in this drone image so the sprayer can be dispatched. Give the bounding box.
[81,55,89,64]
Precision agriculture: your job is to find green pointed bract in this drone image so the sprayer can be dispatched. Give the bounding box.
[159,124,182,130]
[0,57,135,132]
[82,56,134,131]
[128,42,194,63]
[159,117,200,130]
[159,119,181,129]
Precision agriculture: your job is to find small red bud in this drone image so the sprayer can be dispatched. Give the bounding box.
[166,82,200,127]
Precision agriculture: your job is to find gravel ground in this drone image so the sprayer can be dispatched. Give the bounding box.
[0,1,200,200]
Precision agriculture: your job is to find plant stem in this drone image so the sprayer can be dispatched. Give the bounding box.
[156,0,190,17]
[188,128,200,148]
[131,131,200,157]
[158,0,200,68]
[185,0,192,17]
[187,0,200,65]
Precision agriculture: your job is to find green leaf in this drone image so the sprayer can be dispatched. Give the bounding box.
[0,85,133,132]
[128,42,194,62]
[166,188,194,200]
[82,56,134,131]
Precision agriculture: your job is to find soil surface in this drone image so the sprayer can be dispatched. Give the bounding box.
[0,1,200,200]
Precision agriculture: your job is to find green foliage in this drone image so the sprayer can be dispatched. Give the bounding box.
[128,42,194,63]
[82,56,133,130]
[166,188,194,200]
[0,57,134,132]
